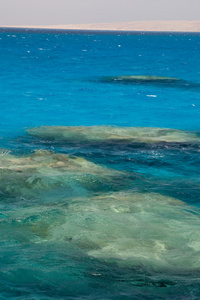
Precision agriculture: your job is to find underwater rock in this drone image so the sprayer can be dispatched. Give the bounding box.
[27,126,200,144]
[48,191,200,273]
[0,149,122,198]
[100,75,200,91]
[2,188,200,274]
[102,75,181,84]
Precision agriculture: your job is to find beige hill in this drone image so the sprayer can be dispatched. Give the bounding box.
[2,21,200,32]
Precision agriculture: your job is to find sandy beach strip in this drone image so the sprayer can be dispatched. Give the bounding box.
[1,21,200,32]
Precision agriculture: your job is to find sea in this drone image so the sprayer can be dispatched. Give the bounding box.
[0,28,200,299]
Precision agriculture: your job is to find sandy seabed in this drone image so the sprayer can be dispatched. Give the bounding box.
[1,20,200,32]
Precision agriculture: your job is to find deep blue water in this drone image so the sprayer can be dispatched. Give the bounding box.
[1,30,200,135]
[1,30,200,299]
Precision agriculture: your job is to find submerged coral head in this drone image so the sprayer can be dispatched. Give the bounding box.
[102,75,181,85]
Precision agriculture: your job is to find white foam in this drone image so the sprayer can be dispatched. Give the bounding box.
[146,95,157,97]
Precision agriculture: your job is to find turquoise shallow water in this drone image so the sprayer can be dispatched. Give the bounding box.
[1,29,200,299]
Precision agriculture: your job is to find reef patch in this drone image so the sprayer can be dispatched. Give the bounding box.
[27,126,200,145]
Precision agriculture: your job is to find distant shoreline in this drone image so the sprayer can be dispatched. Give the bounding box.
[1,21,200,33]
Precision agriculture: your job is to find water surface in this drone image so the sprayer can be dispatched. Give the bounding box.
[1,29,200,299]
